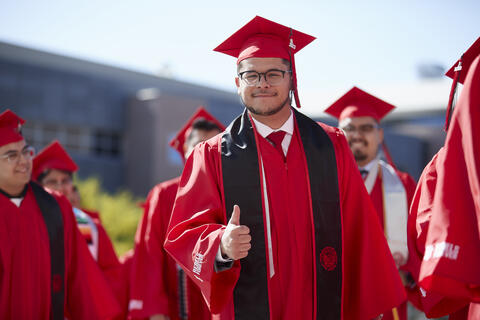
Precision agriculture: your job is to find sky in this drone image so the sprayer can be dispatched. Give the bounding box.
[1,0,479,114]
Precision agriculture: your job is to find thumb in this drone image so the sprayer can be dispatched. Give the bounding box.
[228,205,241,226]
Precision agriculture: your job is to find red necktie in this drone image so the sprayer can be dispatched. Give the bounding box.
[267,131,286,158]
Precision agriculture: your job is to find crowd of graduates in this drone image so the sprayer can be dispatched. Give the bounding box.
[0,15,478,320]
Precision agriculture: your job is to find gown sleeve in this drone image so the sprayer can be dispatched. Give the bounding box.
[83,209,126,312]
[95,221,127,318]
[129,182,176,318]
[406,150,471,317]
[164,137,240,315]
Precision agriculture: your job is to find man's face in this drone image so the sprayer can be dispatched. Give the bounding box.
[40,169,74,198]
[0,140,32,195]
[69,188,81,208]
[340,116,383,167]
[184,128,222,159]
[235,57,292,116]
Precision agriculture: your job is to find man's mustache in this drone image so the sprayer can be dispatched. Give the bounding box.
[349,139,368,147]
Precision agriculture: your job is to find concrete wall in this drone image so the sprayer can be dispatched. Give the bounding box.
[125,93,242,195]
[125,94,204,195]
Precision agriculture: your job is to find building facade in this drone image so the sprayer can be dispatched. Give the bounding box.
[0,41,242,195]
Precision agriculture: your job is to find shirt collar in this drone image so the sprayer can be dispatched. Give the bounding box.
[359,157,378,172]
[250,109,294,138]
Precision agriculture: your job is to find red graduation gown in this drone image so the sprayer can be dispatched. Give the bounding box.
[81,208,128,319]
[0,186,121,319]
[417,55,480,317]
[255,123,314,319]
[369,168,416,320]
[128,177,211,319]
[119,249,134,317]
[165,114,405,319]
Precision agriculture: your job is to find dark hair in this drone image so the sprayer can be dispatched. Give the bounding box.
[36,169,51,184]
[237,58,291,74]
[37,169,73,184]
[185,118,222,143]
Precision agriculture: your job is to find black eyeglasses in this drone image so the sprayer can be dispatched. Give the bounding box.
[238,69,291,86]
[0,145,35,163]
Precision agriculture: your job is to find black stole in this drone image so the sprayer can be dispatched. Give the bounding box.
[221,109,342,319]
[30,182,65,320]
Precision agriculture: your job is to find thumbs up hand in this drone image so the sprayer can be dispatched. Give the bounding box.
[220,205,252,260]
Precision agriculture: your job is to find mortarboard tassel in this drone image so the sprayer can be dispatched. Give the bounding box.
[288,28,301,108]
[444,59,462,131]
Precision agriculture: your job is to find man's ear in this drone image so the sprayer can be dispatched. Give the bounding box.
[378,127,384,144]
[235,77,241,95]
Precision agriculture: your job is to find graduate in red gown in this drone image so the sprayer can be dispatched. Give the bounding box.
[32,140,127,319]
[421,43,480,318]
[128,107,224,320]
[325,87,417,320]
[0,109,121,319]
[164,16,406,320]
[407,37,480,319]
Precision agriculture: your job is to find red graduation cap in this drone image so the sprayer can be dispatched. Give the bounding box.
[32,140,78,181]
[445,37,480,85]
[444,37,480,131]
[214,16,316,109]
[324,86,396,122]
[0,109,25,147]
[168,107,225,162]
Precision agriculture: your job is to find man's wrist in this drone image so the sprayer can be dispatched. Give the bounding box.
[216,246,233,262]
[214,246,234,272]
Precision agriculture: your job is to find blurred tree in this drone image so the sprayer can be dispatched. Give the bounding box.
[75,176,143,256]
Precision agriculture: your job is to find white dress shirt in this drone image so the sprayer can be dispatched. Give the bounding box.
[250,110,294,156]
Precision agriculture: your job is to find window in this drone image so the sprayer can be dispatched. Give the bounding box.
[22,121,120,156]
[93,131,121,156]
